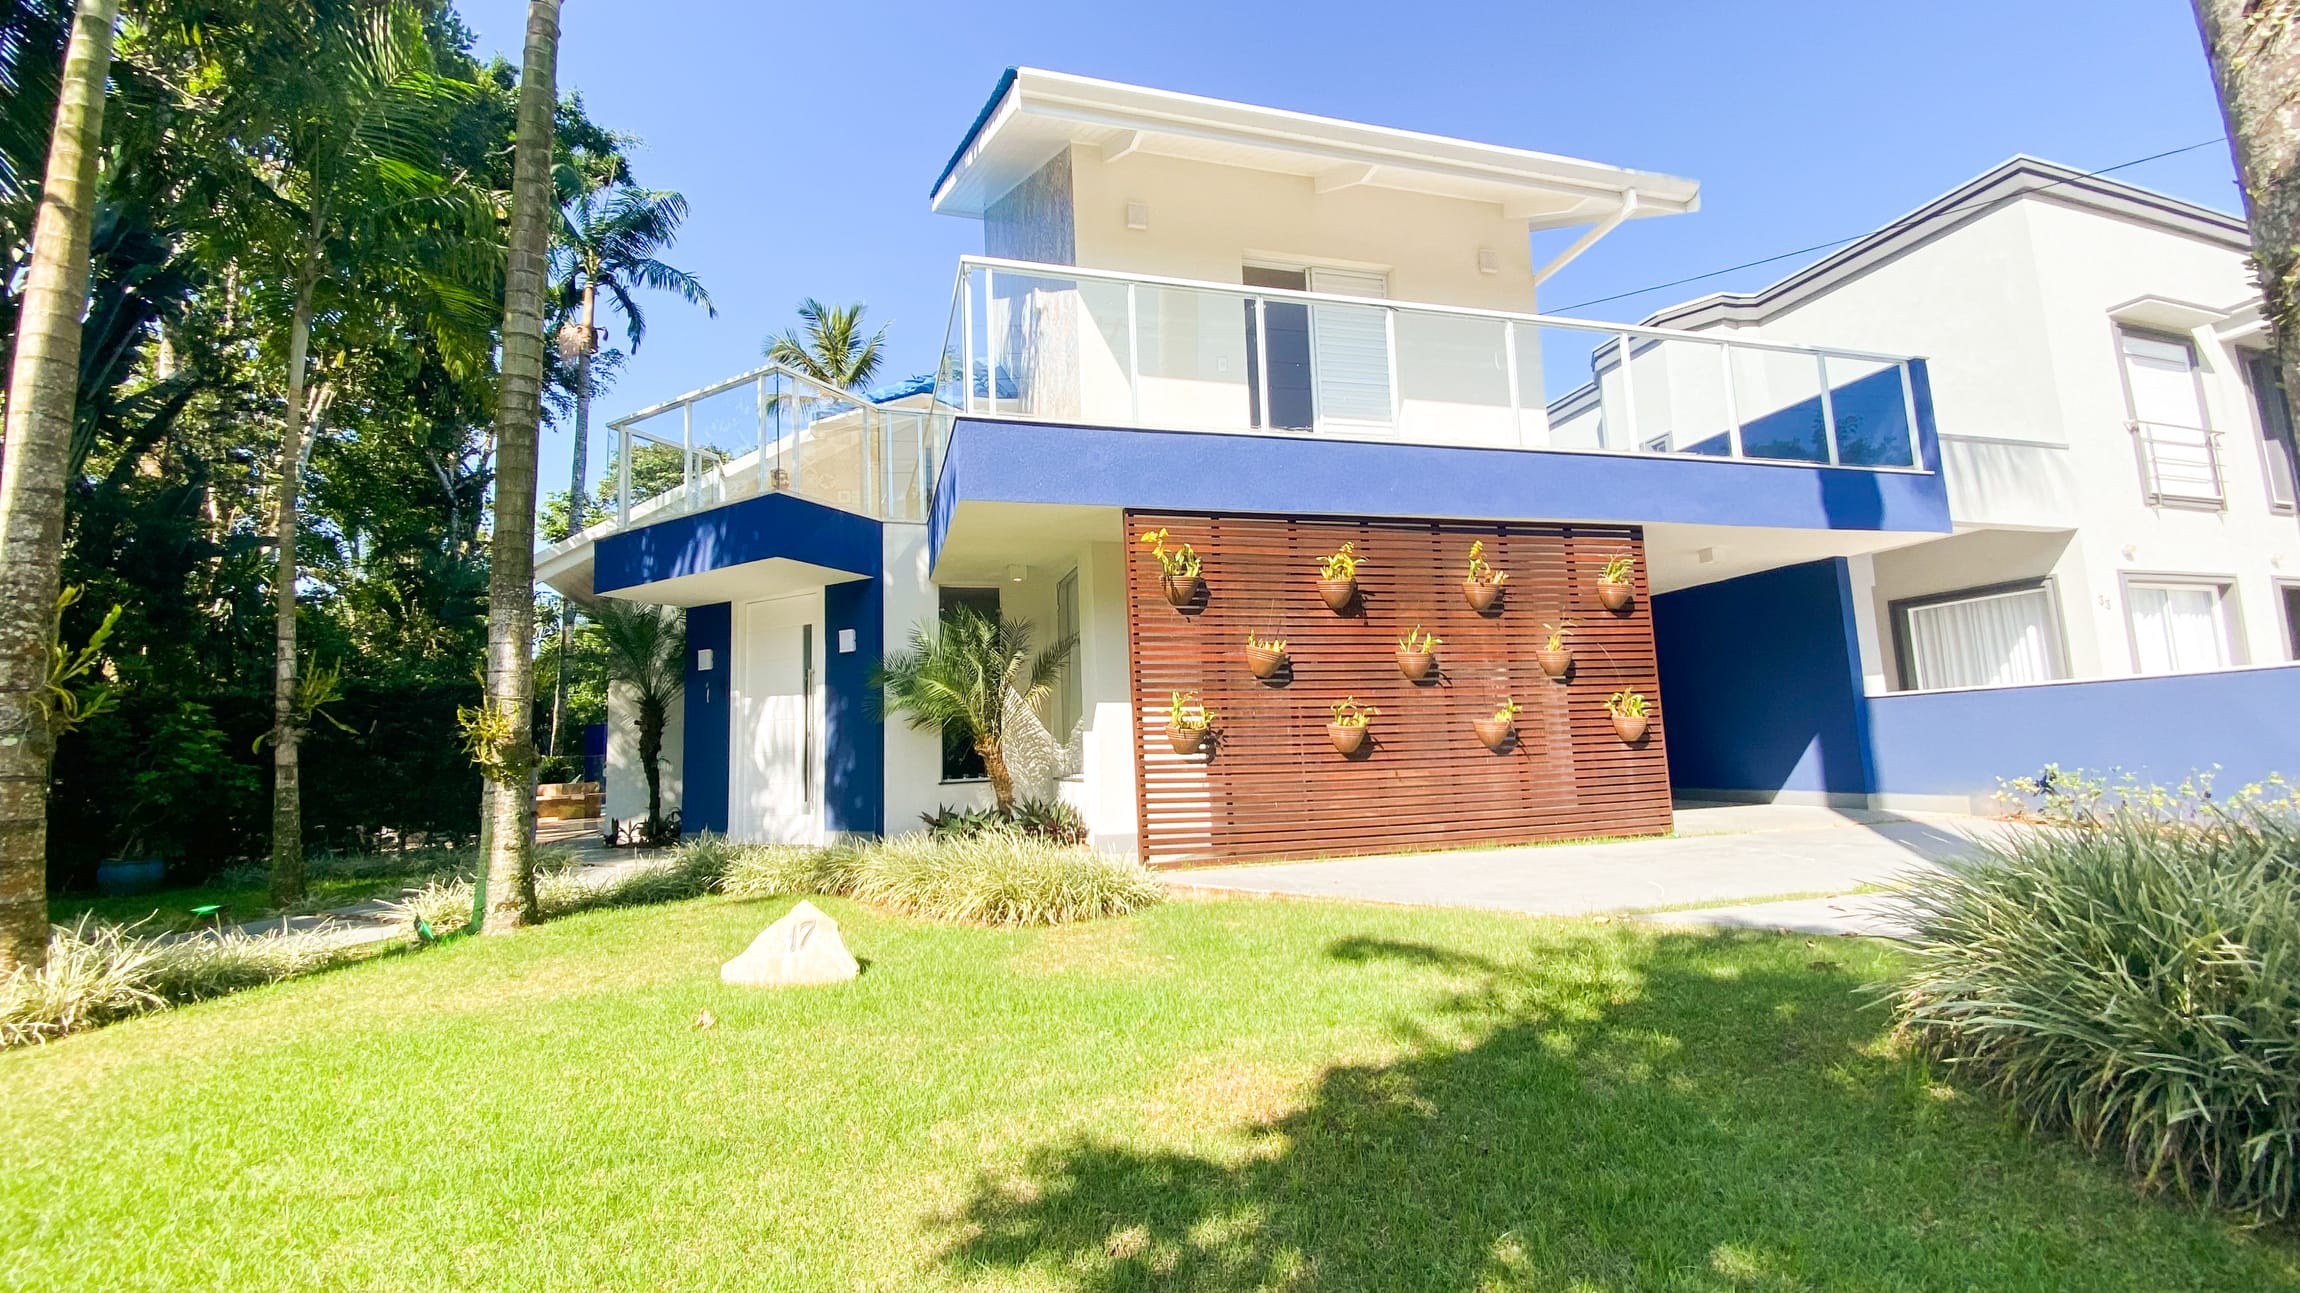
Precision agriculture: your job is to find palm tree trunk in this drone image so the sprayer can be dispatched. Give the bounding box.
[980,743,1015,813]
[638,697,664,827]
[2194,1,2300,415]
[477,0,562,933]
[0,0,120,974]
[545,282,596,761]
[269,260,317,908]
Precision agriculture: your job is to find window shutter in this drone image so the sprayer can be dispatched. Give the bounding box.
[1307,268,1392,426]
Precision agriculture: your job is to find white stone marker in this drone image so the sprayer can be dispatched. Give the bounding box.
[720,900,859,987]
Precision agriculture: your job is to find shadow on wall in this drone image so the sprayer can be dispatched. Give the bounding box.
[934,932,2279,1290]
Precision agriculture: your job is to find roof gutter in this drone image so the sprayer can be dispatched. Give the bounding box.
[1533,189,1639,286]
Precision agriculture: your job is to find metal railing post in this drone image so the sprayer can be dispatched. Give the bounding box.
[1384,307,1402,429]
[1503,319,1524,448]
[756,374,771,494]
[1816,352,1840,465]
[1719,341,1745,458]
[1252,295,1272,430]
[983,266,998,416]
[617,427,631,523]
[1126,281,1141,426]
[1898,361,1922,469]
[1615,335,1640,451]
[960,266,975,415]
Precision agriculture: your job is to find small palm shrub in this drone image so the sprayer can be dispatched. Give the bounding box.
[1887,803,2300,1219]
[2,919,368,1047]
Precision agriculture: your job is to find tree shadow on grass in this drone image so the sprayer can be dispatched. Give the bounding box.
[936,931,2295,1293]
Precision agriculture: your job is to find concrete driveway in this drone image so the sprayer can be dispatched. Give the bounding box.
[1163,803,2000,934]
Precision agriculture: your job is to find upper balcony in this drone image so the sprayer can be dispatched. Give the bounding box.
[935,255,1935,471]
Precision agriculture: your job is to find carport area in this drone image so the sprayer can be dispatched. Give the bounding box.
[1161,802,2006,938]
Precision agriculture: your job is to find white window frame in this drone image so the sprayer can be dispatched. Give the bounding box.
[2239,348,2299,514]
[2114,326,2226,509]
[2120,573,2246,676]
[1889,579,2069,692]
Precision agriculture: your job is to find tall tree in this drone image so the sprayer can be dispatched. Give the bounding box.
[2194,1,2300,416]
[0,0,120,975]
[764,298,886,391]
[472,0,559,934]
[213,2,490,906]
[544,178,709,756]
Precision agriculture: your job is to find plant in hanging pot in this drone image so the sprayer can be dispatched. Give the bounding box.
[1463,539,1508,612]
[1597,552,1636,611]
[1315,542,1364,612]
[1394,626,1441,681]
[1326,696,1378,755]
[1537,621,1575,679]
[1245,631,1290,680]
[1166,690,1217,755]
[1606,688,1650,742]
[1473,698,1521,751]
[1139,527,1203,607]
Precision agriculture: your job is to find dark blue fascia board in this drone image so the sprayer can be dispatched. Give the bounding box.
[596,491,882,594]
[931,416,1951,564]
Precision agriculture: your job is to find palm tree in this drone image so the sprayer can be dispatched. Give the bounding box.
[2193,3,2300,424]
[873,605,1074,813]
[764,298,888,390]
[588,598,683,835]
[472,0,561,934]
[0,0,120,975]
[544,179,711,757]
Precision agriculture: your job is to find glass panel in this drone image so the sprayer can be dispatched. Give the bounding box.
[1531,326,1614,451]
[1731,347,1829,463]
[1134,283,1252,432]
[1395,310,1513,446]
[1626,335,1732,456]
[1905,588,2060,690]
[2245,351,2297,509]
[1825,356,1914,467]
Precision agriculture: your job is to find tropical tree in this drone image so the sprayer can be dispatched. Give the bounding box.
[587,597,682,836]
[471,0,559,934]
[0,0,121,975]
[544,177,710,756]
[764,297,887,391]
[873,605,1074,813]
[2193,2,2300,416]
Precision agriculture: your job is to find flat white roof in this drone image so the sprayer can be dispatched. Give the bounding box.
[931,68,1700,230]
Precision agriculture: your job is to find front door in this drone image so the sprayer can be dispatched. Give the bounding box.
[732,592,821,844]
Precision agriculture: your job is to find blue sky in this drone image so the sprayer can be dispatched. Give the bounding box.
[453,0,2240,500]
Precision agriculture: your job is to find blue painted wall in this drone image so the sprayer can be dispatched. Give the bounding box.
[682,603,732,835]
[1652,558,1876,798]
[596,490,881,594]
[1654,557,2300,800]
[823,578,885,836]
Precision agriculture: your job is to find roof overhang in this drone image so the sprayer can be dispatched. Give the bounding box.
[931,67,1699,231]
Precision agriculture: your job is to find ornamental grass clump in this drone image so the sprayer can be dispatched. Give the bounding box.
[1886,800,2300,1219]
[2,918,365,1047]
[845,831,1163,926]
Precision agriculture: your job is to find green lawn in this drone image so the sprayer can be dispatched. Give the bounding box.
[48,876,411,931]
[3,894,2294,1292]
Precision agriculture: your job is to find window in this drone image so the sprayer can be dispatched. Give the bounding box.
[2281,582,2300,661]
[1894,583,2067,691]
[1053,570,1082,740]
[2243,351,2299,511]
[937,587,1000,781]
[2125,578,2241,674]
[2117,329,2223,506]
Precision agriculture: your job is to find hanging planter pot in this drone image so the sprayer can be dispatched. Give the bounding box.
[1327,723,1368,755]
[1395,648,1434,681]
[1169,724,1210,755]
[1612,710,1649,743]
[1472,717,1515,751]
[1162,572,1201,608]
[1464,579,1503,613]
[1598,582,1632,612]
[1537,649,1573,679]
[1245,643,1289,680]
[1317,576,1357,613]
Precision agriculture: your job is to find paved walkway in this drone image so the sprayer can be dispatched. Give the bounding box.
[1165,803,2003,937]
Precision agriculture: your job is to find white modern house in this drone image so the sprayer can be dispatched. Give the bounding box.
[539,70,2297,861]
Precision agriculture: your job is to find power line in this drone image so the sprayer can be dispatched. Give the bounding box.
[1552,137,2234,314]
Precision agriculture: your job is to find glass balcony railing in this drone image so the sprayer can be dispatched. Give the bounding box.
[599,365,941,529]
[932,256,1930,471]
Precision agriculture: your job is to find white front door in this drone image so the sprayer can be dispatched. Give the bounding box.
[732,592,823,844]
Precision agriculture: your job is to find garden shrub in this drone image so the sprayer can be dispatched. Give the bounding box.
[723,831,1160,926]
[2,918,371,1047]
[919,795,1088,846]
[1888,798,2300,1219]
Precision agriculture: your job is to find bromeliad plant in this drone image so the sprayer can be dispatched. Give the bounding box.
[1139,527,1203,606]
[1606,688,1650,742]
[1474,698,1521,751]
[1166,690,1216,755]
[1598,552,1636,610]
[1326,696,1378,755]
[1395,626,1441,681]
[1464,540,1508,612]
[1537,621,1575,679]
[1244,632,1290,680]
[1315,542,1364,611]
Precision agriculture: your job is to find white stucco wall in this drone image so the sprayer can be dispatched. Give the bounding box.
[604,678,682,826]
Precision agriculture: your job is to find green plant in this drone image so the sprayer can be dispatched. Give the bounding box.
[841,833,1162,926]
[1605,689,1648,718]
[40,586,122,738]
[1465,539,1507,587]
[2,917,371,1048]
[590,601,687,836]
[1316,542,1364,581]
[874,606,1076,812]
[1489,698,1522,724]
[1397,626,1441,653]
[1887,800,2300,1220]
[1245,631,1287,653]
[920,797,1088,847]
[1137,527,1202,578]
[1329,697,1378,728]
[1542,621,1575,652]
[1599,553,1636,586]
[1168,690,1216,732]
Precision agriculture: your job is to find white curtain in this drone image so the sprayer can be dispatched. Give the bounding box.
[2129,583,2230,674]
[1906,588,2060,690]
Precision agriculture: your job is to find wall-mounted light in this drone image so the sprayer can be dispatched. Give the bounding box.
[2122,544,2137,561]
[1696,546,1716,565]
[695,648,715,672]
[1476,247,1500,275]
[1125,200,1149,231]
[838,628,858,654]
[1006,563,1028,583]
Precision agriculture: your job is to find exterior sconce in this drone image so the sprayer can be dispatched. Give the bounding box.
[1126,200,1149,231]
[1477,247,1500,275]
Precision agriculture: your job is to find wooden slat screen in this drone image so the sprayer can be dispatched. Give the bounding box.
[1126,511,1671,865]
